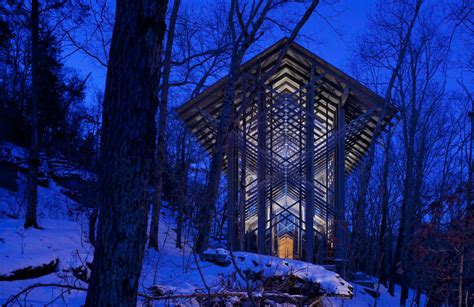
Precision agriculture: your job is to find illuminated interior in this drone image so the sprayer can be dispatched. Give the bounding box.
[177,39,396,262]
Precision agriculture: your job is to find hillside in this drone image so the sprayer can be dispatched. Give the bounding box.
[0,144,425,306]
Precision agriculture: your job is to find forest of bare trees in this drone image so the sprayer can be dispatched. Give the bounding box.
[0,0,472,305]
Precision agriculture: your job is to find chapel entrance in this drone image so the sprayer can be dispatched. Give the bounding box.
[278,234,294,259]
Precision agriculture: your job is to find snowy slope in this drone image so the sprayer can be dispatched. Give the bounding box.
[0,218,91,276]
[0,143,427,305]
[138,214,352,300]
[0,218,90,305]
[0,211,426,306]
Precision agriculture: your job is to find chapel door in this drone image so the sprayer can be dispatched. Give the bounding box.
[277,235,294,259]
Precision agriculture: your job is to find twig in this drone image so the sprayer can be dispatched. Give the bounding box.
[3,283,87,307]
[64,30,108,68]
[229,249,257,306]
[192,250,211,296]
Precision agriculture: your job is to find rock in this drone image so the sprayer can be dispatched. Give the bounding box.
[201,248,231,266]
[147,285,177,297]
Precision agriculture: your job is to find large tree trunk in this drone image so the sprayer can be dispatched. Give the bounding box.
[149,0,181,250]
[85,0,167,305]
[24,0,40,229]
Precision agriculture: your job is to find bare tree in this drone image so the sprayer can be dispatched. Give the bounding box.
[390,10,451,302]
[149,0,181,250]
[24,0,40,229]
[148,0,232,250]
[196,0,321,254]
[350,0,423,275]
[378,126,393,285]
[0,0,87,230]
[85,0,168,304]
[64,0,113,68]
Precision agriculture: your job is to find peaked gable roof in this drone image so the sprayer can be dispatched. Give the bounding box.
[177,38,397,174]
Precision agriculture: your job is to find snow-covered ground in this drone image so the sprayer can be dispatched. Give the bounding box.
[0,212,426,306]
[0,218,90,306]
[1,212,349,305]
[0,144,427,306]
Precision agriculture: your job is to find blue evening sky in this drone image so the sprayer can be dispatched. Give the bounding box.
[63,0,470,107]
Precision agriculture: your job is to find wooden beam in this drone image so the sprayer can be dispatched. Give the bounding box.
[257,84,267,255]
[305,63,316,263]
[227,130,239,250]
[334,86,347,263]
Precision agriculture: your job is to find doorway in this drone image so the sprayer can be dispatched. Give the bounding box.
[278,234,294,259]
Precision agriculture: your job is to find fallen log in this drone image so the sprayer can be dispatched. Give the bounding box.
[0,258,59,281]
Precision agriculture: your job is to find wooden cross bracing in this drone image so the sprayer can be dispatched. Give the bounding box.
[177,39,397,261]
[194,73,374,261]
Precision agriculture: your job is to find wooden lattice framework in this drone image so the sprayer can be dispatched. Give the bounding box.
[177,39,396,262]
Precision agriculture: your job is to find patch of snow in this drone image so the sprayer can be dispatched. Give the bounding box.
[0,169,82,220]
[204,247,230,257]
[0,218,91,276]
[0,210,427,306]
[328,282,427,306]
[0,218,91,304]
[227,251,352,297]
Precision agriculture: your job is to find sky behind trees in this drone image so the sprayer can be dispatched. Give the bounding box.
[60,0,387,107]
[64,0,471,109]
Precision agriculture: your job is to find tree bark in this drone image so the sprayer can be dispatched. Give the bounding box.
[175,131,188,249]
[24,0,40,229]
[149,0,181,250]
[378,128,392,285]
[85,0,167,305]
[88,207,98,246]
